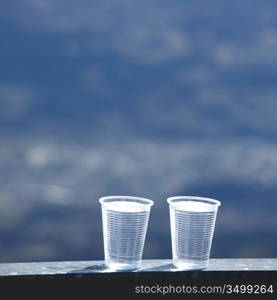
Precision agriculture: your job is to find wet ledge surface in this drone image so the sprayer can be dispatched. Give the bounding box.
[0,259,276,277]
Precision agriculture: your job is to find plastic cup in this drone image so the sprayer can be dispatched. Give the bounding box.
[167,196,221,270]
[99,196,153,271]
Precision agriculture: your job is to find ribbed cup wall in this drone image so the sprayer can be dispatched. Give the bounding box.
[102,208,150,264]
[170,207,217,267]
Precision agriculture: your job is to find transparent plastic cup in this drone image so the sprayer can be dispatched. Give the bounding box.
[167,196,221,270]
[99,196,153,271]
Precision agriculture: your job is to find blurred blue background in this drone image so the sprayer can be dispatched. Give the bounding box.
[0,0,277,262]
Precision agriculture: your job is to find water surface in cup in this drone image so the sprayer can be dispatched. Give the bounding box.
[104,201,148,212]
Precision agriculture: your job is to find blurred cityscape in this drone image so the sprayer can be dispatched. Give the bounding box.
[0,0,277,262]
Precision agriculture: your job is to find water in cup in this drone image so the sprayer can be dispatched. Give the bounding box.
[99,196,153,271]
[167,196,221,270]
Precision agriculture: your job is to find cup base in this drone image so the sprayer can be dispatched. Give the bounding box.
[105,260,141,271]
[173,259,208,271]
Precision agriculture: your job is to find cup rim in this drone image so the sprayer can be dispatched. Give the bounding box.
[166,196,221,207]
[99,195,154,206]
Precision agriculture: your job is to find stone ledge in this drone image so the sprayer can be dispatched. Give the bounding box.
[0,259,276,277]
